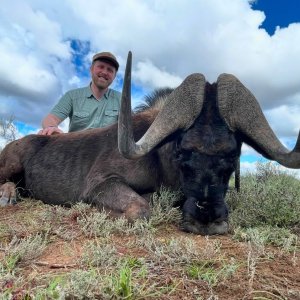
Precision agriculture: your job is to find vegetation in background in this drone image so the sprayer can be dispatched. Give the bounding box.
[0,116,17,150]
[227,162,300,230]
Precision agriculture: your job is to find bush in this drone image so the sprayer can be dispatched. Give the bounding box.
[227,162,300,230]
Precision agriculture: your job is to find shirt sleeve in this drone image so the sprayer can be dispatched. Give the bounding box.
[50,91,73,121]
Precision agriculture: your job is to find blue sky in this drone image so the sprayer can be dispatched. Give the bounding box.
[252,0,299,35]
[0,0,299,176]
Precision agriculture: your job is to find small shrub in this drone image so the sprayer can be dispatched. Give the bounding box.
[149,187,182,227]
[227,162,300,229]
[3,234,48,270]
[62,269,102,299]
[233,226,298,249]
[80,240,118,268]
[138,235,221,266]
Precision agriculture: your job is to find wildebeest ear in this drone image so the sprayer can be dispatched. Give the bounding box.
[217,73,300,168]
[118,51,207,159]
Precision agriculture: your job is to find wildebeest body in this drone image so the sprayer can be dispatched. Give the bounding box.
[1,83,236,228]
[0,111,179,219]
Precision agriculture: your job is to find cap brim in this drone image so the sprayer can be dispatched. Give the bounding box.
[93,57,119,70]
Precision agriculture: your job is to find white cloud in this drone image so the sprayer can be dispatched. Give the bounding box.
[240,161,257,174]
[241,143,261,157]
[265,105,300,137]
[0,137,8,151]
[0,0,299,147]
[133,60,182,89]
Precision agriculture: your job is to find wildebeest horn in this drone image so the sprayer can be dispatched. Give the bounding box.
[118,51,206,159]
[217,73,300,168]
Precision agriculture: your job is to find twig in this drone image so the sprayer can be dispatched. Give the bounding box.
[34,261,77,269]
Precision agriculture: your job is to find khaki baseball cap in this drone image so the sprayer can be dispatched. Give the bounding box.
[92,51,119,71]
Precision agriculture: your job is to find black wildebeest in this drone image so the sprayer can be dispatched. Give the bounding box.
[1,52,300,235]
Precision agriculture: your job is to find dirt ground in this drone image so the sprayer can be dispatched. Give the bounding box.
[1,202,299,299]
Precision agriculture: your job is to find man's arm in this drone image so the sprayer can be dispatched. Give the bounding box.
[38,113,64,135]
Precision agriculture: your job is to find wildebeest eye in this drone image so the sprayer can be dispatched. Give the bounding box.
[174,148,187,160]
[173,149,182,161]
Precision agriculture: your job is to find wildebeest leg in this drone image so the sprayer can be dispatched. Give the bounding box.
[141,192,154,202]
[80,178,150,222]
[0,182,17,206]
[0,143,23,206]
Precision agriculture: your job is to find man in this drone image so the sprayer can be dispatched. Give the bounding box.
[38,51,121,135]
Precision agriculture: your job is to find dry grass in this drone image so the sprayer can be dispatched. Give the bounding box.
[0,166,300,299]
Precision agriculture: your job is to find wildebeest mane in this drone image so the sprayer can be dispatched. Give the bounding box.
[134,88,174,113]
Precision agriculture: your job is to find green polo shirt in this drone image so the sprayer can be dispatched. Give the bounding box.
[51,85,121,132]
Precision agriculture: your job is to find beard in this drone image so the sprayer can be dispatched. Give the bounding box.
[92,74,113,90]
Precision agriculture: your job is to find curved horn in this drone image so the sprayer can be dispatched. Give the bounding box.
[118,51,206,159]
[217,73,300,169]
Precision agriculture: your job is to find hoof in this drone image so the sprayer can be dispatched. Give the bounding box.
[124,201,150,222]
[0,182,17,207]
[0,196,17,207]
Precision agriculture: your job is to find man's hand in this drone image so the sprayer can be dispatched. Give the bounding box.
[39,113,63,135]
[38,126,64,135]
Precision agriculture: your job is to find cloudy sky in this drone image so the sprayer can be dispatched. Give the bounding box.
[0,0,299,176]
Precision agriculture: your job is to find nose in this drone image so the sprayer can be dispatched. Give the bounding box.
[100,68,109,75]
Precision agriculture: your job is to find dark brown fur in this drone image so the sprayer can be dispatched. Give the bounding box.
[0,109,181,220]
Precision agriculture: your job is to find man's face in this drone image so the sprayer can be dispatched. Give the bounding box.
[90,60,117,90]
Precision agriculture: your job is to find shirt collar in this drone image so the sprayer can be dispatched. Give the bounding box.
[88,83,110,100]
